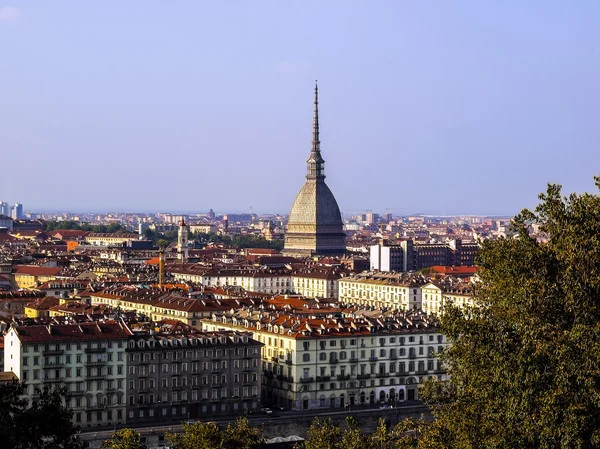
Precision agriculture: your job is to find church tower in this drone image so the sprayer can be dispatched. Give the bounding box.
[177,218,189,262]
[283,83,346,257]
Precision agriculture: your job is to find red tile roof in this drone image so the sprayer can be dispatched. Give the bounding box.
[14,266,63,276]
[13,321,132,342]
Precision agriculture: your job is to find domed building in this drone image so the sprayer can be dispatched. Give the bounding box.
[283,84,346,257]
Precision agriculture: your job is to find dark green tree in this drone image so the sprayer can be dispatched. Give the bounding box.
[419,177,600,448]
[0,381,83,449]
[305,417,343,449]
[166,421,221,449]
[221,417,264,449]
[101,428,145,449]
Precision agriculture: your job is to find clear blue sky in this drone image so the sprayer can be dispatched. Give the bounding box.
[1,1,599,216]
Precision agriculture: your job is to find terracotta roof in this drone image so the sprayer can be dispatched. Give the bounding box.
[14,266,63,276]
[25,296,60,311]
[12,321,132,342]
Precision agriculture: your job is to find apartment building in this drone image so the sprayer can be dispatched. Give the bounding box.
[290,267,343,299]
[202,309,448,411]
[4,316,263,428]
[370,239,480,272]
[338,272,425,310]
[421,281,474,315]
[125,322,262,424]
[84,232,139,247]
[89,286,232,329]
[4,320,130,427]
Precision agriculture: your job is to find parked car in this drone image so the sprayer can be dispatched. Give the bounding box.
[260,407,273,416]
[379,405,394,409]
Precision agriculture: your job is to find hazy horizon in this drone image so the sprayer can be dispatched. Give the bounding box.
[2,1,599,216]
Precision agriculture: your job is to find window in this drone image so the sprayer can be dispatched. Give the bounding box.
[302,353,310,362]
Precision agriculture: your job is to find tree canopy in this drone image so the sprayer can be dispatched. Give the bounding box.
[166,417,263,449]
[101,428,145,449]
[0,381,83,449]
[418,178,600,448]
[44,220,126,233]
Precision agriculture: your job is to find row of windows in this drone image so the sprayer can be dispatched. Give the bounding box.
[21,366,124,381]
[302,335,443,351]
[23,341,123,352]
[127,372,258,390]
[301,346,443,362]
[128,385,258,404]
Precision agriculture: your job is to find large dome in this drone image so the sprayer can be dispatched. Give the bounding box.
[288,180,343,227]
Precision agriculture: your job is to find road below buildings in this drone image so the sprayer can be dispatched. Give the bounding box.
[80,402,430,447]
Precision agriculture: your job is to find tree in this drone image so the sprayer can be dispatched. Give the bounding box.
[305,417,343,449]
[419,177,600,448]
[166,421,221,449]
[101,429,145,449]
[221,417,264,449]
[340,416,372,449]
[0,381,83,449]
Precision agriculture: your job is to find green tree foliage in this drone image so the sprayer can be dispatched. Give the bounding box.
[191,232,284,251]
[166,421,221,449]
[305,417,343,449]
[44,220,125,233]
[418,177,600,448]
[221,417,264,449]
[0,381,83,449]
[166,418,262,449]
[101,428,145,449]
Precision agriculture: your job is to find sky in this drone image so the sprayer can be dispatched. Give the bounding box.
[1,1,599,216]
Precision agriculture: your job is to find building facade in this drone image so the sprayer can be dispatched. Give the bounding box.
[125,325,262,424]
[4,321,130,427]
[339,272,424,310]
[4,317,263,427]
[203,309,448,410]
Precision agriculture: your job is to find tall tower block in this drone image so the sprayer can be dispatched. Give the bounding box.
[283,83,346,257]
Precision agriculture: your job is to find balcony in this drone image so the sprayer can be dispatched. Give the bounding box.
[43,349,64,356]
[85,347,106,354]
[408,354,417,359]
[368,356,378,362]
[68,390,86,396]
[349,357,359,363]
[389,354,398,360]
[43,363,64,369]
[376,373,390,378]
[337,374,350,381]
[84,360,106,367]
[316,375,330,382]
[44,378,62,384]
[299,377,314,384]
[284,359,293,366]
[329,359,339,365]
[86,374,105,380]
[270,357,279,363]
[87,404,106,411]
[357,374,370,380]
[416,370,428,375]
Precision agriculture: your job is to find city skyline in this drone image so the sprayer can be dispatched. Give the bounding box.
[2,2,600,215]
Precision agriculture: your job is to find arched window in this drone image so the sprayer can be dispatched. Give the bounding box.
[302,353,310,362]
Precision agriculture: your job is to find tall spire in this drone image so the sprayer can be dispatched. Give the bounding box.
[312,81,320,153]
[306,81,325,180]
